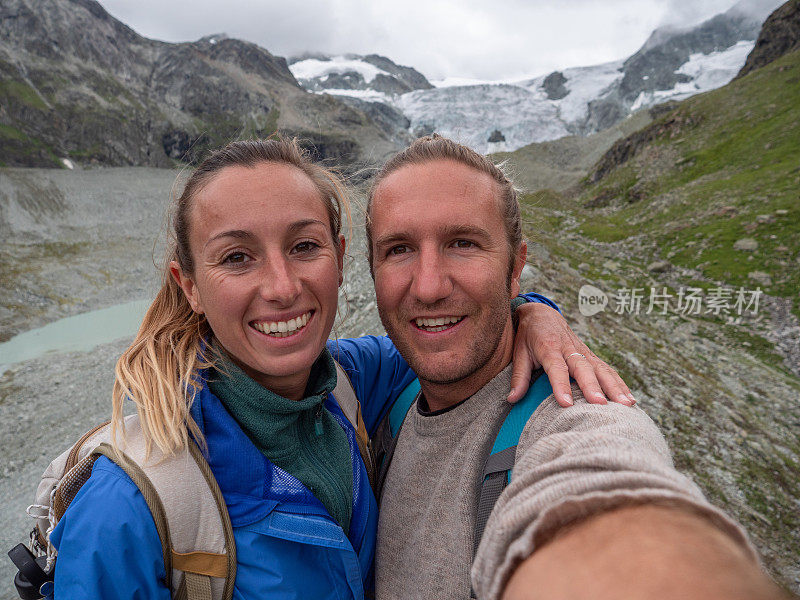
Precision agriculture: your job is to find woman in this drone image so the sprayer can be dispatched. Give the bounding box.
[47,138,630,599]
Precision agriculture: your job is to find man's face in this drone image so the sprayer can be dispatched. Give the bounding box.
[370,159,526,395]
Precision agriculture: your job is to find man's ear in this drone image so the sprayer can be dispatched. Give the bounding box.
[509,242,528,298]
[170,261,203,314]
[337,234,346,287]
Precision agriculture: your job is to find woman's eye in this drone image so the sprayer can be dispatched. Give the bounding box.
[293,241,320,253]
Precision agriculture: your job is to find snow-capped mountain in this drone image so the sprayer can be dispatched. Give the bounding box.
[289,53,433,100]
[290,0,781,154]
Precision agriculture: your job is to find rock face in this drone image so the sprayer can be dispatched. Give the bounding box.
[487,129,506,143]
[738,0,800,77]
[0,0,400,168]
[542,71,568,100]
[585,0,771,131]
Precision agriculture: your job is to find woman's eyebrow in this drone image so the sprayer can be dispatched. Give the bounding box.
[204,229,254,249]
[202,220,328,250]
[287,219,327,233]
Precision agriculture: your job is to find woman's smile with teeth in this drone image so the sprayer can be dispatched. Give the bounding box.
[252,311,312,338]
[414,315,463,332]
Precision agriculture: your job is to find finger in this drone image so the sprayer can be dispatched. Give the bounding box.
[508,343,534,404]
[537,352,574,407]
[567,354,607,404]
[595,363,636,406]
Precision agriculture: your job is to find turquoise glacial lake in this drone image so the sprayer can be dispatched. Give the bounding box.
[0,300,151,375]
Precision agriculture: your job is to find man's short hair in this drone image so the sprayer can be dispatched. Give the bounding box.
[365,134,523,276]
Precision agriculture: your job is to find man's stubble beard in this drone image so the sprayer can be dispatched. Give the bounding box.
[377,287,512,387]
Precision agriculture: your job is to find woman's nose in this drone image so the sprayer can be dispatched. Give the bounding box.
[260,258,302,305]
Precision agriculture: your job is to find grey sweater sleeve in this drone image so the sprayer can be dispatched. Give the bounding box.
[471,387,757,600]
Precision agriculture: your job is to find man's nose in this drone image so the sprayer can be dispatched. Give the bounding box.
[410,247,453,304]
[260,256,302,305]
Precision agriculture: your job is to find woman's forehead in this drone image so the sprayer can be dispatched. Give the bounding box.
[189,163,331,238]
[202,162,319,199]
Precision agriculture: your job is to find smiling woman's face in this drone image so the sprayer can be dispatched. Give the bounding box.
[172,161,344,400]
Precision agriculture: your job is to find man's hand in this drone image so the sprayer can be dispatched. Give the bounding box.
[502,505,786,600]
[509,303,635,407]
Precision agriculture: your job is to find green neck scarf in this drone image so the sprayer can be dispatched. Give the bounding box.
[208,347,354,533]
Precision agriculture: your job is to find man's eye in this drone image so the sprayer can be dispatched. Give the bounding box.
[452,240,475,249]
[388,245,409,256]
[223,252,249,264]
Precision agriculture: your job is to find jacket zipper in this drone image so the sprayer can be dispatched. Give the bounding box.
[300,402,351,528]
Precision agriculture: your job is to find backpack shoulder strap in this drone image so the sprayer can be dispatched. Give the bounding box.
[333,362,376,488]
[44,417,236,600]
[375,377,420,499]
[389,378,420,437]
[473,370,553,557]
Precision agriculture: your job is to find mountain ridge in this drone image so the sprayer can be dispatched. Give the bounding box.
[0,0,402,168]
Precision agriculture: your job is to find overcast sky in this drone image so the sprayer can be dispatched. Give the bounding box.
[95,0,778,81]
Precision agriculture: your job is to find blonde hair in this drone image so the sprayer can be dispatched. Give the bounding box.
[112,137,351,457]
[365,134,521,274]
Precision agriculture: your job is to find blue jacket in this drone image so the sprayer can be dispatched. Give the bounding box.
[49,294,557,599]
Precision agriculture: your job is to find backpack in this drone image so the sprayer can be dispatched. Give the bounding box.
[375,370,553,560]
[9,362,372,600]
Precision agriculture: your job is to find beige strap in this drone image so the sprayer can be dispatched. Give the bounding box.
[334,362,376,488]
[94,443,174,591]
[186,441,237,600]
[185,573,213,600]
[176,572,213,600]
[171,550,229,578]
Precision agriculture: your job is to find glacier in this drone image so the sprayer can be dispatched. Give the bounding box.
[289,33,757,154]
[631,40,755,111]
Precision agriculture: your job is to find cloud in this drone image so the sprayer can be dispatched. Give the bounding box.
[97,0,765,81]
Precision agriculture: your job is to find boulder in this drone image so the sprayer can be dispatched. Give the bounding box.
[647,260,672,273]
[734,237,759,251]
[748,271,772,286]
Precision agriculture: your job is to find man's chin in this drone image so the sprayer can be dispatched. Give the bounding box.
[402,352,484,386]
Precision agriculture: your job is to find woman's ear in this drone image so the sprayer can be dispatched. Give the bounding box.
[170,261,203,314]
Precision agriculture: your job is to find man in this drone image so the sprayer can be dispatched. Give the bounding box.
[366,135,783,600]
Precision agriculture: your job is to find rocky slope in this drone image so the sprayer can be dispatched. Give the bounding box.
[738,0,800,76]
[489,109,653,193]
[501,41,800,592]
[0,0,402,169]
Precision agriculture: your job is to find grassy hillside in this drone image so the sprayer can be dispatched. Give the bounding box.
[507,48,800,592]
[578,48,799,311]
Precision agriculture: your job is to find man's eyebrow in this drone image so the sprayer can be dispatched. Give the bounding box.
[373,225,493,249]
[373,232,410,249]
[439,224,492,240]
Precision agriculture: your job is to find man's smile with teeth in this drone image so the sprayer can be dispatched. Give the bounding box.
[252,311,312,338]
[414,315,464,332]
